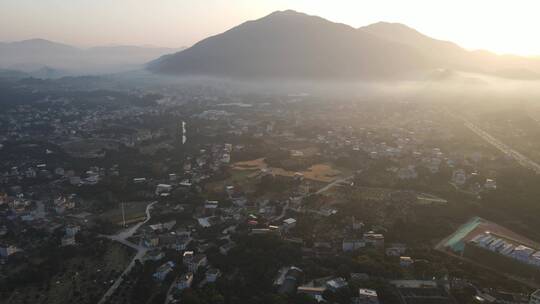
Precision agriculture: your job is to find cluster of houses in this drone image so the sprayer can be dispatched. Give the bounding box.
[469,232,540,268]
[274,265,380,303]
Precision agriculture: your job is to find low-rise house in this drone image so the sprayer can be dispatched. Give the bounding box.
[484,178,497,190]
[61,235,76,246]
[153,261,175,281]
[326,277,348,292]
[452,169,467,186]
[400,256,414,267]
[175,272,194,290]
[205,268,221,283]
[65,225,80,237]
[155,184,172,195]
[0,244,20,258]
[386,243,407,256]
[357,288,380,304]
[397,166,417,180]
[275,266,303,294]
[142,234,160,248]
[144,249,165,262]
[297,286,326,302]
[343,239,366,252]
[282,218,297,232]
[183,251,208,273]
[363,232,385,248]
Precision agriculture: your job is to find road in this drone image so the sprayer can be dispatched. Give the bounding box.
[272,175,353,222]
[97,201,158,304]
[315,175,353,195]
[463,121,540,174]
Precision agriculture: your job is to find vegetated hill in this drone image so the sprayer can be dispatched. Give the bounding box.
[148,10,429,80]
[361,22,540,79]
[149,10,540,80]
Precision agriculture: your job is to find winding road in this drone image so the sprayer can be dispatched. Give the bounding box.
[272,175,353,222]
[97,201,158,304]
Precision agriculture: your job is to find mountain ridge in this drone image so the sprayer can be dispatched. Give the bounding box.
[148,10,540,80]
[0,39,183,75]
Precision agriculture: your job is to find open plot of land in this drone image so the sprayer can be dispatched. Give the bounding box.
[100,201,149,225]
[61,139,121,158]
[232,158,342,182]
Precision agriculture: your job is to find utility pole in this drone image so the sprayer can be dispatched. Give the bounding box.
[121,202,126,227]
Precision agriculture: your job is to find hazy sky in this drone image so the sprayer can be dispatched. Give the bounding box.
[1,0,539,56]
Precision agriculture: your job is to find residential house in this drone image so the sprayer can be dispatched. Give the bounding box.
[326,277,348,292]
[205,268,221,283]
[153,261,175,281]
[357,288,380,304]
[175,272,194,290]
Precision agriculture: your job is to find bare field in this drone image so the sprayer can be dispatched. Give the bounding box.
[232,158,341,183]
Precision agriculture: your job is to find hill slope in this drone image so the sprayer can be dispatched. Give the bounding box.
[149,10,540,80]
[148,10,428,79]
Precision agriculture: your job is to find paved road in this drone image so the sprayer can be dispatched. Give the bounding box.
[272,175,353,222]
[315,175,353,195]
[464,121,540,174]
[97,201,157,304]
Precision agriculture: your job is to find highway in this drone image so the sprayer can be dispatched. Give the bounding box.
[463,121,540,174]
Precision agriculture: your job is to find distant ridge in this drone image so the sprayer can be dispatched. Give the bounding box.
[0,39,182,75]
[148,10,540,80]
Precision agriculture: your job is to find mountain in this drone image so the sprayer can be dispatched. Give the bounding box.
[148,10,540,80]
[0,39,181,75]
[148,10,429,79]
[361,22,540,79]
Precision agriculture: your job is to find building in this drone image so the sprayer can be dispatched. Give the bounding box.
[274,266,303,294]
[343,239,366,252]
[205,268,221,283]
[175,272,193,290]
[297,286,326,302]
[484,178,497,190]
[61,235,76,246]
[358,288,380,304]
[153,261,175,281]
[144,249,165,262]
[391,280,456,304]
[183,251,207,273]
[363,232,385,248]
[400,256,414,267]
[397,166,417,180]
[65,225,80,237]
[282,218,297,232]
[0,244,19,258]
[326,277,348,292]
[155,184,172,195]
[452,169,467,186]
[386,243,407,256]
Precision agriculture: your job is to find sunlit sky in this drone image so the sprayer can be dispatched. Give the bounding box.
[1,0,539,56]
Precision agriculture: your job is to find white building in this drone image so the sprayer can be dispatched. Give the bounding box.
[358,288,380,304]
[282,218,297,232]
[155,184,172,195]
